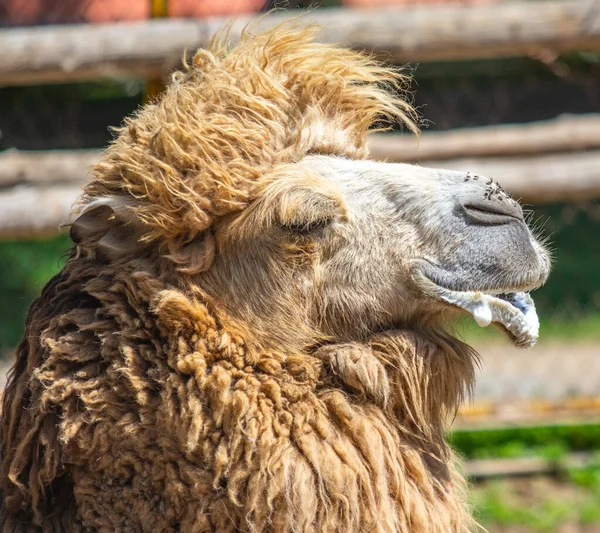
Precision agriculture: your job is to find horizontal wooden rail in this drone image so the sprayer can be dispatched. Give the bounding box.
[4,147,600,202]
[2,148,599,239]
[0,184,80,239]
[2,1,600,86]
[0,149,97,188]
[369,114,600,162]
[456,407,600,431]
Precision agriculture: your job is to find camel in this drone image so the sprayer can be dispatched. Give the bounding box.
[0,23,550,532]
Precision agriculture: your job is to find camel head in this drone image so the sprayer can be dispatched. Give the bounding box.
[202,155,550,352]
[75,23,550,354]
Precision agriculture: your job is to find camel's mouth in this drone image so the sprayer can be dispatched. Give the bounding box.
[435,286,539,347]
[414,270,541,347]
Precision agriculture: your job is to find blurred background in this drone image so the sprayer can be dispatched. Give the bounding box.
[0,0,599,530]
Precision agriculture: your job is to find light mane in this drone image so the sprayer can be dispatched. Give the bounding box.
[84,23,417,251]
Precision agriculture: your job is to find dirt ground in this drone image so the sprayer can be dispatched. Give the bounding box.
[472,341,600,403]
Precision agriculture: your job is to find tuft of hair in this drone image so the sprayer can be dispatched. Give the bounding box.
[83,22,417,257]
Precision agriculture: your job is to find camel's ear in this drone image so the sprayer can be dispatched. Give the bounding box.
[69,197,146,260]
[71,197,215,273]
[70,204,115,245]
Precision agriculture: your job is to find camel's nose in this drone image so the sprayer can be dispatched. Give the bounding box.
[458,174,524,225]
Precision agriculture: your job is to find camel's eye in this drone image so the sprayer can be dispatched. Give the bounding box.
[265,177,345,236]
[281,216,332,234]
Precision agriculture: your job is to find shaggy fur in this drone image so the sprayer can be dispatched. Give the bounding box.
[85,23,416,254]
[0,24,479,532]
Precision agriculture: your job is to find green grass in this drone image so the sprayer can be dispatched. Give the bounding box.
[471,473,600,532]
[457,426,600,531]
[449,423,600,461]
[0,235,71,351]
[541,314,600,341]
[454,424,600,531]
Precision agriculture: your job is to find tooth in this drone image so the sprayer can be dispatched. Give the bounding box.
[473,301,493,327]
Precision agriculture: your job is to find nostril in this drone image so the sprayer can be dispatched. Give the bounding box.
[462,201,524,225]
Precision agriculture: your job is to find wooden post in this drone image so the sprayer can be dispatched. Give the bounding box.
[144,0,169,103]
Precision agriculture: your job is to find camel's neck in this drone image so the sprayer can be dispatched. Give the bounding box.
[370,330,478,440]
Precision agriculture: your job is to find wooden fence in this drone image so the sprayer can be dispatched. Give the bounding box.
[2,1,600,86]
[1,1,600,238]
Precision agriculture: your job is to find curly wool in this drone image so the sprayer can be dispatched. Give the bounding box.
[1,256,476,532]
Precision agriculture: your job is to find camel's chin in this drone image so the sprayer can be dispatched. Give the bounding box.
[414,270,541,347]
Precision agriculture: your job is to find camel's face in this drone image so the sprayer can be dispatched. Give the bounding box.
[209,154,550,349]
[298,155,551,347]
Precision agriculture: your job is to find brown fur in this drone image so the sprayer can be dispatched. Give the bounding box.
[0,23,478,532]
